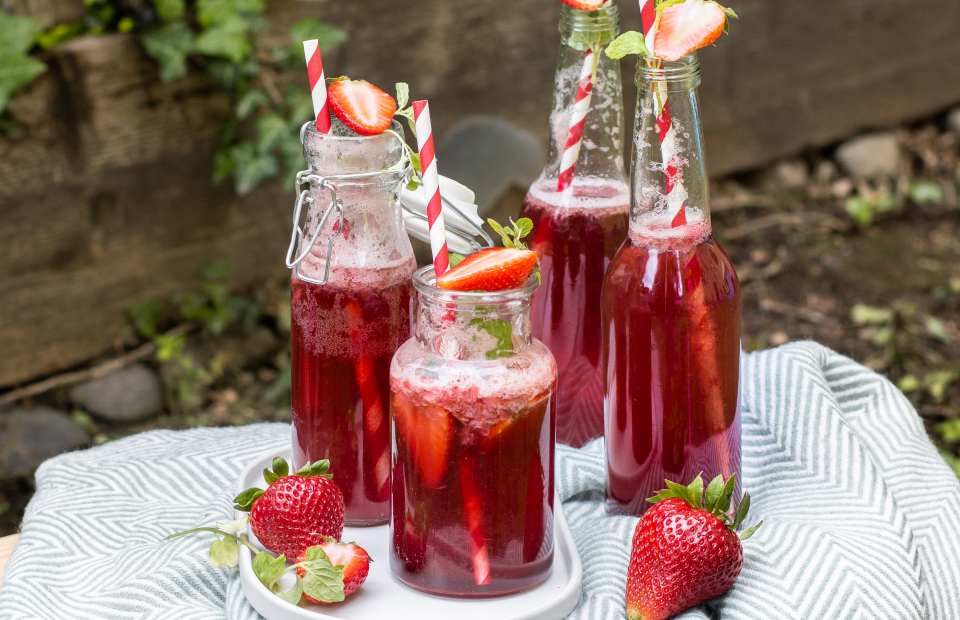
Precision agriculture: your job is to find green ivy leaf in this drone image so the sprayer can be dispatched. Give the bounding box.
[301,546,345,604]
[213,146,235,184]
[231,142,279,195]
[209,537,239,567]
[289,17,348,51]
[35,20,85,51]
[196,0,265,28]
[0,50,47,113]
[235,88,269,120]
[154,0,186,22]
[256,112,290,154]
[469,318,514,359]
[196,16,251,63]
[141,21,196,82]
[0,12,45,54]
[604,31,649,59]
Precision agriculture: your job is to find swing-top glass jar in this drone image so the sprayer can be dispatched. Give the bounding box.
[287,120,417,526]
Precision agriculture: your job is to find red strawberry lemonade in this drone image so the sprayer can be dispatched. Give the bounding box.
[520,181,629,447]
[390,267,557,597]
[290,120,416,526]
[603,215,741,515]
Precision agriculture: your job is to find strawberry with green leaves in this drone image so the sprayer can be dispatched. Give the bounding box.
[436,218,539,292]
[605,0,738,62]
[626,474,761,620]
[296,540,370,603]
[327,78,397,135]
[234,457,344,560]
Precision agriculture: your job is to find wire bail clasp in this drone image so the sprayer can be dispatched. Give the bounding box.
[285,171,344,285]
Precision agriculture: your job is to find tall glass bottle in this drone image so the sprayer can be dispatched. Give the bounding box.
[603,54,741,516]
[519,1,629,448]
[288,121,417,525]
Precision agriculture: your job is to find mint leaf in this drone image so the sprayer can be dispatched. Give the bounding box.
[274,574,303,604]
[301,546,345,603]
[396,82,410,110]
[487,219,511,248]
[209,537,239,566]
[252,550,286,585]
[140,21,196,82]
[469,318,514,359]
[605,31,649,59]
[511,217,534,249]
[449,253,465,268]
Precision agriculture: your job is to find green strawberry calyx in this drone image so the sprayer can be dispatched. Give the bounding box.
[233,457,333,512]
[647,473,763,541]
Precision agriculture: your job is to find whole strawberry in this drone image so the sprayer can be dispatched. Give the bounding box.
[234,458,344,560]
[297,540,370,604]
[625,475,761,620]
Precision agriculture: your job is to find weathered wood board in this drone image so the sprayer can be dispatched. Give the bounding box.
[2,0,960,388]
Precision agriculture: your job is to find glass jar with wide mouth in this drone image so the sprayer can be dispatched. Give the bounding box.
[389,267,558,597]
[288,120,417,526]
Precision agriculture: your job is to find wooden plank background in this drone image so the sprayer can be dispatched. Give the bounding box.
[1,0,960,388]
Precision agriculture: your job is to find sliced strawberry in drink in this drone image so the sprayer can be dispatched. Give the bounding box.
[328,79,397,136]
[346,301,390,502]
[654,0,730,61]
[556,0,605,11]
[459,457,491,586]
[436,247,538,292]
[392,391,453,488]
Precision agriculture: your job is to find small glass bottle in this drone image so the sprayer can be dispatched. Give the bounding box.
[603,54,742,516]
[287,121,417,526]
[390,267,557,597]
[519,1,630,448]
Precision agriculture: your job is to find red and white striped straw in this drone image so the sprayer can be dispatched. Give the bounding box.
[303,40,331,134]
[557,49,597,193]
[412,100,449,278]
[640,0,687,227]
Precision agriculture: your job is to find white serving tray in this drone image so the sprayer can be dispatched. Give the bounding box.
[237,447,582,620]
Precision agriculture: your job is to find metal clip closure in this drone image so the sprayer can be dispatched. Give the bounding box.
[285,172,343,285]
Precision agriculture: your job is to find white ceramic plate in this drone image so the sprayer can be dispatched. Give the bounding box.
[237,446,582,619]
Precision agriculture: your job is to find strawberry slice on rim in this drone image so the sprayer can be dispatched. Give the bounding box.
[436,247,538,292]
[328,79,397,136]
[654,0,732,62]
[392,391,453,489]
[556,0,605,11]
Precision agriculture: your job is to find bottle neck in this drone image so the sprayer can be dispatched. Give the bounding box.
[412,267,535,361]
[297,122,415,285]
[629,54,712,247]
[533,3,627,202]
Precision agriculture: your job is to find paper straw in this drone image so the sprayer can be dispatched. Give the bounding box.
[303,40,331,134]
[557,48,597,192]
[412,100,450,277]
[640,0,687,227]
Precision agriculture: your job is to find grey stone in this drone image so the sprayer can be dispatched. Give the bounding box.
[835,132,902,179]
[761,159,810,191]
[435,115,545,215]
[947,107,960,136]
[70,363,164,423]
[0,407,88,477]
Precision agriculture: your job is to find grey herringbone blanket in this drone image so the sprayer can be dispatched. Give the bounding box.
[2,342,959,619]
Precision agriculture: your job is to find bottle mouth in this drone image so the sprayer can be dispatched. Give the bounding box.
[636,53,701,86]
[413,265,539,305]
[301,119,407,181]
[559,2,619,33]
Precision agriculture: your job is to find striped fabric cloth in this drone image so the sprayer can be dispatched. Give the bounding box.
[1,342,958,619]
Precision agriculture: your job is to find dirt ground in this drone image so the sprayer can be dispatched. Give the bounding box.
[1,118,959,538]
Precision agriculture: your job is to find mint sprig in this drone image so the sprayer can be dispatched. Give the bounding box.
[647,473,763,541]
[469,318,514,360]
[487,217,533,250]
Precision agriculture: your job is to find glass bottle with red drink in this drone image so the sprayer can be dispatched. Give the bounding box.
[603,54,741,516]
[390,267,557,597]
[287,120,417,526]
[519,1,629,448]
